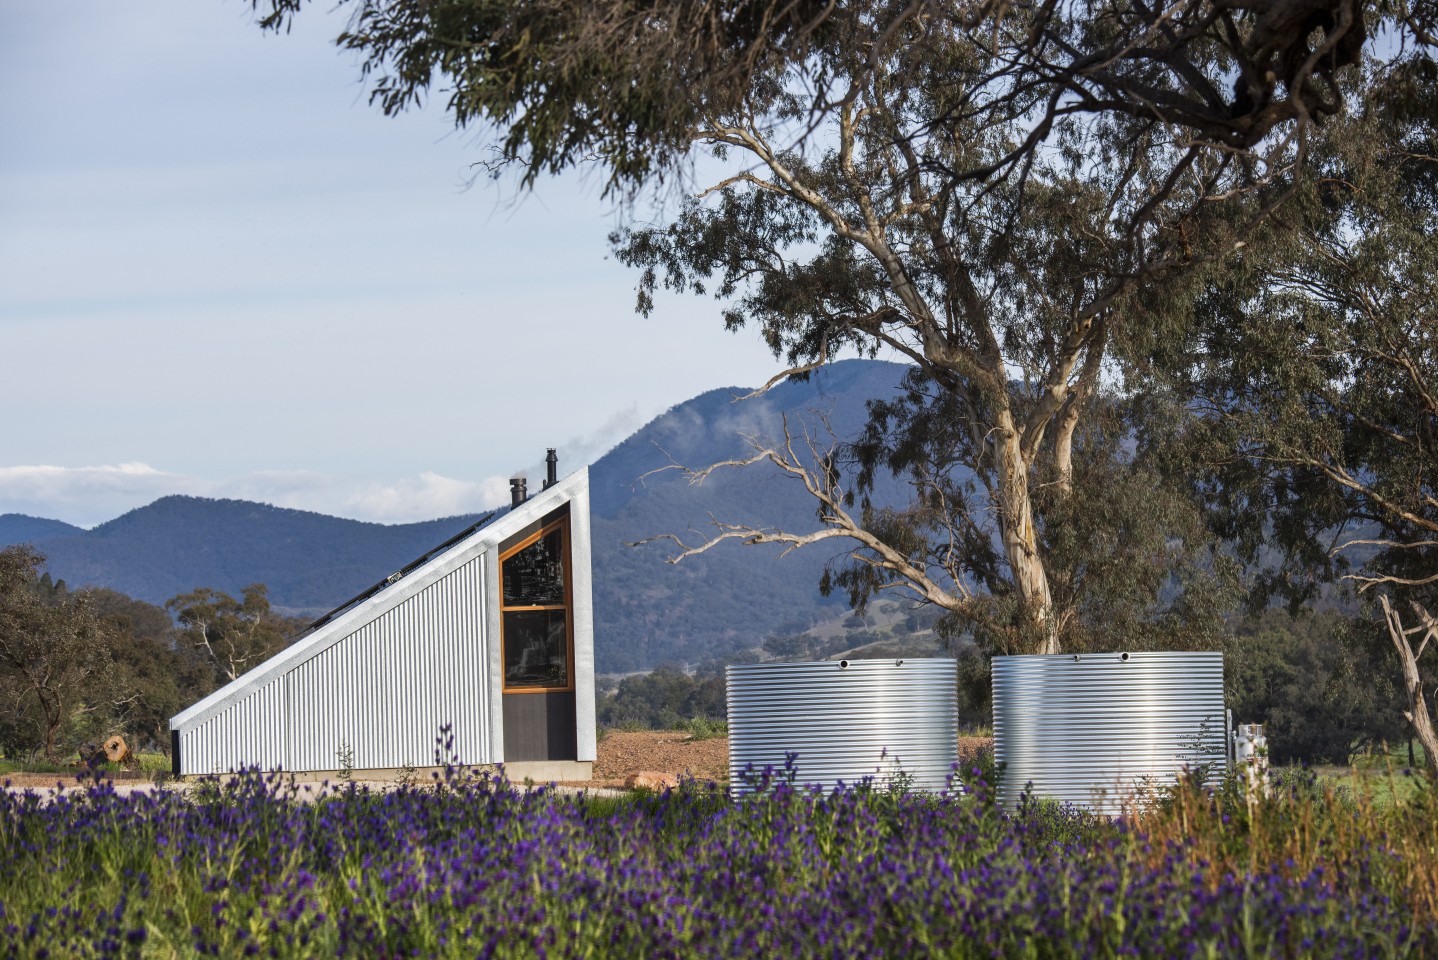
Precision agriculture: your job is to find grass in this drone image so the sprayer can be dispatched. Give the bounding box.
[0,758,74,776]
[679,716,727,740]
[595,717,728,740]
[1308,740,1431,807]
[0,751,171,781]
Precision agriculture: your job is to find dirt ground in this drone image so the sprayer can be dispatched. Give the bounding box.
[2,770,153,791]
[569,731,994,790]
[2,735,995,793]
[582,730,732,788]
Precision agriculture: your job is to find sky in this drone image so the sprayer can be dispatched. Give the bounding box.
[0,1,785,528]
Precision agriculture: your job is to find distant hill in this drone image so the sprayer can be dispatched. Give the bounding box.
[587,359,914,669]
[0,514,83,546]
[14,498,491,618]
[2,359,917,672]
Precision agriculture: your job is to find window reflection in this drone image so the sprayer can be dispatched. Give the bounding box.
[502,528,565,606]
[503,609,568,688]
[500,521,572,690]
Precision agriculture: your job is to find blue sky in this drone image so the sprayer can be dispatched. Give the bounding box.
[0,1,782,527]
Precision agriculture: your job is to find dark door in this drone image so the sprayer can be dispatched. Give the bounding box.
[502,692,577,761]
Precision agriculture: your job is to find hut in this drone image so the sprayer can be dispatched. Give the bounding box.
[169,454,595,782]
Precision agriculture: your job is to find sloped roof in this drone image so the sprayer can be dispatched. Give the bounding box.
[171,468,588,730]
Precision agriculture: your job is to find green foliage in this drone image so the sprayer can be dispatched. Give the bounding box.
[1173,68,1438,773]
[0,757,73,776]
[606,0,1290,656]
[954,643,993,719]
[835,373,1240,656]
[596,665,726,730]
[952,741,1003,798]
[761,633,811,659]
[249,1,1381,203]
[87,589,212,752]
[1226,610,1408,765]
[0,546,114,759]
[246,0,1388,661]
[1314,757,1431,808]
[680,717,728,740]
[254,0,840,197]
[0,540,307,763]
[1178,71,1438,612]
[336,740,355,784]
[166,583,300,685]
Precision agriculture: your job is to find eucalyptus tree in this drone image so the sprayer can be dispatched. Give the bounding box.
[613,115,1246,655]
[166,585,292,685]
[1177,62,1438,775]
[600,4,1347,655]
[249,0,1389,653]
[0,547,115,760]
[252,0,1379,196]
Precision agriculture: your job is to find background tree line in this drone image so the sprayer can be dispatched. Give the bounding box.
[598,603,1411,768]
[0,537,1419,767]
[0,545,305,762]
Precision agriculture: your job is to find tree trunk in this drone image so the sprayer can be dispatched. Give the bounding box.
[41,696,61,761]
[995,416,1057,653]
[1053,413,1078,497]
[1379,595,1438,782]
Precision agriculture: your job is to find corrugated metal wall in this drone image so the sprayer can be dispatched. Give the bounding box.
[727,658,958,795]
[993,652,1227,814]
[179,555,491,774]
[180,679,287,775]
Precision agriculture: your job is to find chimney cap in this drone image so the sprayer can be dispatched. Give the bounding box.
[544,448,559,489]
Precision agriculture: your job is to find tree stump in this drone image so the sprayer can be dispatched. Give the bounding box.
[103,734,138,769]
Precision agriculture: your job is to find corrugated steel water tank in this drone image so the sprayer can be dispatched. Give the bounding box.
[726,658,958,795]
[993,652,1227,814]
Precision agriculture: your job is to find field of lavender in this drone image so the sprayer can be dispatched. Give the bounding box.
[1,762,1435,959]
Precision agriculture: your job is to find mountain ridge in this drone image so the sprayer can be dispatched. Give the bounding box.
[2,359,914,671]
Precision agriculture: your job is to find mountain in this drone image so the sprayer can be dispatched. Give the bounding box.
[2,359,915,672]
[18,498,491,618]
[0,514,83,545]
[587,359,913,669]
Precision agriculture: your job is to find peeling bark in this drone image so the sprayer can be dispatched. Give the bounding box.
[1378,595,1438,782]
[995,413,1058,653]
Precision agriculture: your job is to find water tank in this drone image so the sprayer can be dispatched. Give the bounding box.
[992,651,1227,814]
[726,658,958,795]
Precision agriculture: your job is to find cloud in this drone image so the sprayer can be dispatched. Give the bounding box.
[0,463,514,528]
[509,404,646,486]
[0,406,642,528]
[332,472,513,524]
[563,405,646,464]
[0,462,166,487]
[0,463,205,527]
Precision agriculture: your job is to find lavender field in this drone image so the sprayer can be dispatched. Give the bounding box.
[1,763,1435,959]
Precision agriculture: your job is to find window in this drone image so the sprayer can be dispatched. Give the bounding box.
[500,518,573,691]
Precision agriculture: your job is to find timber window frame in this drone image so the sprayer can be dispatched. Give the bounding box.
[498,516,575,694]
